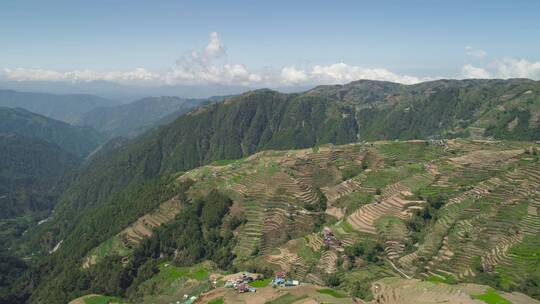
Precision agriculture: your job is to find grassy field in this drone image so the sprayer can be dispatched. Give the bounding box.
[249,278,272,287]
[336,191,374,214]
[84,295,127,304]
[265,293,308,304]
[363,165,422,189]
[377,141,442,164]
[207,297,224,304]
[157,262,210,281]
[316,288,348,298]
[472,288,512,304]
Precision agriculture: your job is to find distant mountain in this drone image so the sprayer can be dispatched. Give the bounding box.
[0,89,118,123]
[0,80,312,100]
[0,107,104,158]
[308,78,540,141]
[76,96,206,138]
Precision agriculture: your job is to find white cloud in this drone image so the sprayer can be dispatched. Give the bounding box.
[465,46,487,59]
[492,58,540,79]
[205,32,226,59]
[461,64,491,78]
[280,63,422,85]
[165,32,263,85]
[2,67,162,83]
[461,58,540,79]
[280,67,309,84]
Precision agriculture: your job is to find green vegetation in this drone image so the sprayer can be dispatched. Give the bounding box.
[336,191,373,214]
[0,133,79,249]
[265,293,308,304]
[316,288,348,298]
[84,295,127,304]
[472,288,512,304]
[157,263,209,281]
[249,278,272,287]
[364,165,421,189]
[211,159,239,166]
[344,239,384,264]
[426,274,457,285]
[207,298,224,304]
[341,164,364,180]
[377,141,442,164]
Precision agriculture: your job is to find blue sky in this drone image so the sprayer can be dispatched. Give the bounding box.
[1,0,539,86]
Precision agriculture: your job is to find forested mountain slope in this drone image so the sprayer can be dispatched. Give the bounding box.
[0,107,104,157]
[25,79,540,255]
[0,133,79,249]
[0,89,116,123]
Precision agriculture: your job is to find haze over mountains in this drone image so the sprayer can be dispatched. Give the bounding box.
[0,79,311,101]
[0,89,211,139]
[0,89,117,123]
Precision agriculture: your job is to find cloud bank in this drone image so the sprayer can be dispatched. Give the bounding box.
[1,34,540,87]
[462,58,540,79]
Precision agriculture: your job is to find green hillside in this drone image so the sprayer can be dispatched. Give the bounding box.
[30,79,540,249]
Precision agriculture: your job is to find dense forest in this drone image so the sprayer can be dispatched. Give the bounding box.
[0,133,79,245]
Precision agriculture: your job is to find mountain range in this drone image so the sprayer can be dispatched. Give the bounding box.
[1,78,540,304]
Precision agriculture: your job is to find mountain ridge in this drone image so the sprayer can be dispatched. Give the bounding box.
[0,89,117,123]
[0,107,104,158]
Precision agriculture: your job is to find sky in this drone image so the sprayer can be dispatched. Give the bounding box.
[1,0,540,87]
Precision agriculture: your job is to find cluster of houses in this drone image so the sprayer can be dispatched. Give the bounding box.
[271,271,300,288]
[322,228,341,247]
[224,273,257,293]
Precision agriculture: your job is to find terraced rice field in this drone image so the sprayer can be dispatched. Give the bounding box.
[80,140,540,302]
